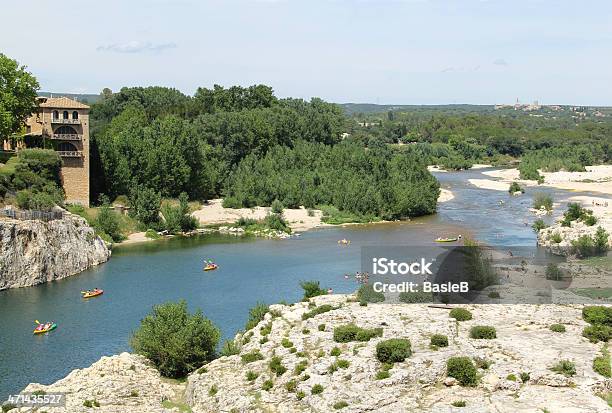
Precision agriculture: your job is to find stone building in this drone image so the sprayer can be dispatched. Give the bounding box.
[24,97,90,205]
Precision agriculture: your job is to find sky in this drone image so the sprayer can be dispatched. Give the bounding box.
[2,0,611,105]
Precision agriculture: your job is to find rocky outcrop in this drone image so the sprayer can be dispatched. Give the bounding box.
[0,212,110,290]
[17,353,176,413]
[13,298,611,412]
[186,296,611,412]
[538,220,611,256]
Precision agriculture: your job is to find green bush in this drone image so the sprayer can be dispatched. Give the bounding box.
[532,219,547,233]
[302,304,335,320]
[271,199,284,214]
[449,308,472,321]
[83,399,100,408]
[208,384,218,396]
[311,384,324,395]
[161,192,198,234]
[333,401,349,410]
[296,391,305,400]
[508,182,523,193]
[145,229,160,239]
[446,357,477,386]
[262,379,273,391]
[130,300,219,378]
[545,263,563,281]
[582,306,612,326]
[375,370,390,380]
[318,324,326,331]
[376,339,412,363]
[451,400,466,407]
[549,324,566,333]
[246,370,258,381]
[533,193,553,211]
[336,359,350,369]
[506,373,517,381]
[582,325,611,343]
[330,347,341,356]
[550,232,563,243]
[263,213,291,233]
[550,360,576,377]
[300,280,327,300]
[593,348,611,378]
[241,350,264,363]
[399,291,433,303]
[333,324,383,343]
[285,379,297,392]
[220,339,240,356]
[469,326,497,339]
[520,372,530,382]
[487,291,500,299]
[269,356,287,376]
[95,201,125,242]
[357,284,385,303]
[430,334,449,348]
[129,185,161,227]
[245,302,269,330]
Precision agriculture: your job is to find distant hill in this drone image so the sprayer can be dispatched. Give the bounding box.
[339,103,495,115]
[38,92,101,105]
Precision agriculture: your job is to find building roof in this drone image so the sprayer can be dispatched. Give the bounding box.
[38,96,90,109]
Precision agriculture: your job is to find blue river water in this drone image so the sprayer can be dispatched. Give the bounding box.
[0,168,590,398]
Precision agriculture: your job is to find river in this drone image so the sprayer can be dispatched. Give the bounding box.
[0,168,585,398]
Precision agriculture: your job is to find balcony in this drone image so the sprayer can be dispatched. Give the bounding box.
[52,133,82,141]
[57,150,83,158]
[51,118,80,125]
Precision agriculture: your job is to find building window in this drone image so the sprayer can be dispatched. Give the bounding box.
[55,126,78,135]
[53,110,59,119]
[63,111,69,119]
[58,142,77,152]
[72,111,79,119]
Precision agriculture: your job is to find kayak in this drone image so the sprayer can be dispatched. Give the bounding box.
[82,289,104,298]
[203,264,218,271]
[435,237,458,243]
[33,323,57,335]
[337,239,351,245]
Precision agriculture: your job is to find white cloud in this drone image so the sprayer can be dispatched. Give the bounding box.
[96,41,177,54]
[493,58,509,66]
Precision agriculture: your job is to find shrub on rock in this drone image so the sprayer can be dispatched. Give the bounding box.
[333,324,383,343]
[446,357,477,386]
[376,339,412,363]
[549,324,566,333]
[582,324,611,343]
[430,334,449,348]
[449,308,472,321]
[470,326,497,339]
[357,284,385,303]
[550,360,576,377]
[130,300,220,378]
[582,306,612,326]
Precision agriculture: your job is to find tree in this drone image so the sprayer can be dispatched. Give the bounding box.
[129,185,161,227]
[130,300,220,378]
[0,53,39,139]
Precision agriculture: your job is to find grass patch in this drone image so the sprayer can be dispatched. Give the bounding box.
[302,304,335,320]
[549,324,566,333]
[550,360,576,377]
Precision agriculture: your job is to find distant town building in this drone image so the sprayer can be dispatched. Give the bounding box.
[24,97,90,205]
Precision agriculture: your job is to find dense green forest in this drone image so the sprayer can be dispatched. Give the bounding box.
[348,106,612,179]
[89,85,443,222]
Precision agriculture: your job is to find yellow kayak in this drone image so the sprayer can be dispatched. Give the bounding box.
[82,289,104,298]
[435,237,458,243]
[33,323,57,335]
[203,264,218,271]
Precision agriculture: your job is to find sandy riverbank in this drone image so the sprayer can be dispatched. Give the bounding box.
[438,188,454,202]
[479,165,612,195]
[191,199,332,232]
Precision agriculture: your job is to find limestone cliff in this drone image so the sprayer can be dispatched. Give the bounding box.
[0,212,110,290]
